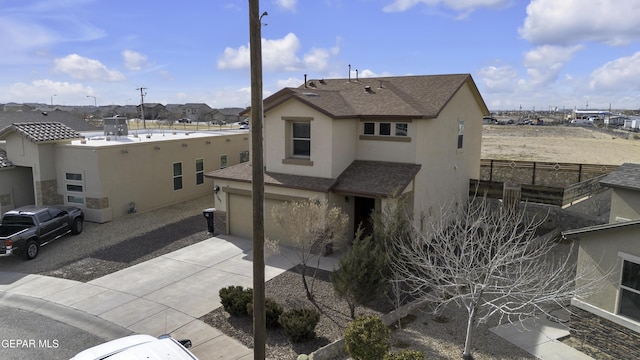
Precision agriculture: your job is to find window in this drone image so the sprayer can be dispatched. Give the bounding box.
[619,259,640,322]
[220,154,228,169]
[292,122,310,157]
[395,123,408,136]
[65,172,85,205]
[173,162,183,190]
[195,159,204,185]
[363,122,375,135]
[240,151,250,163]
[457,120,464,149]
[379,123,391,136]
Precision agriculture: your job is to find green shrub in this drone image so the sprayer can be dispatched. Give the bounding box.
[383,350,425,360]
[278,308,320,342]
[247,298,284,328]
[344,315,391,360]
[219,286,253,316]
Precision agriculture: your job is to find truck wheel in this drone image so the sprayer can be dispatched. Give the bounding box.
[71,218,83,235]
[23,239,39,260]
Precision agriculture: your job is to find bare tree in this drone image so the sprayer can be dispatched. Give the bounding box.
[386,196,603,360]
[271,198,348,305]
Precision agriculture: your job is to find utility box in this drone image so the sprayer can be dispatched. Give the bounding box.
[203,208,216,234]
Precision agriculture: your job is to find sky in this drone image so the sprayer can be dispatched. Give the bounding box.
[1,0,640,111]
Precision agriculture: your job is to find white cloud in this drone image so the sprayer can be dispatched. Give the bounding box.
[589,52,640,91]
[9,79,94,102]
[383,0,510,13]
[122,50,149,71]
[478,65,519,93]
[53,54,125,82]
[217,33,339,72]
[277,77,303,88]
[276,0,297,11]
[520,0,640,46]
[522,45,582,86]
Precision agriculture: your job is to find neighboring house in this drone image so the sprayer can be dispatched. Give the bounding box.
[137,103,167,120]
[0,110,98,132]
[205,74,488,246]
[562,162,640,358]
[0,122,250,222]
[3,102,34,112]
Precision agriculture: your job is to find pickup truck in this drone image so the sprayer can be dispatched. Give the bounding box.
[0,205,84,260]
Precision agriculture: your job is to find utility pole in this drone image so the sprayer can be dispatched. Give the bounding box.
[137,87,147,129]
[249,1,266,358]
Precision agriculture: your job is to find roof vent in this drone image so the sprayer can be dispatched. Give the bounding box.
[364,86,374,93]
[319,79,326,84]
[41,111,48,116]
[308,81,316,88]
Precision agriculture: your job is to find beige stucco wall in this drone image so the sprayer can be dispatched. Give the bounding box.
[412,82,483,224]
[264,99,356,178]
[609,188,640,222]
[51,132,249,223]
[575,227,640,314]
[0,166,35,214]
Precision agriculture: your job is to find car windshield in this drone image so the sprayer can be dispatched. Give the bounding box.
[2,215,35,226]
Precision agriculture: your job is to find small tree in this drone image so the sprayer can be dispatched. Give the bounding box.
[332,227,388,318]
[271,198,348,304]
[387,195,604,360]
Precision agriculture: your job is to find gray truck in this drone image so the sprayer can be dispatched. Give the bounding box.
[0,205,84,260]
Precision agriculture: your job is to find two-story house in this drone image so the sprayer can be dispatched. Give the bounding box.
[205,74,488,245]
[562,162,640,358]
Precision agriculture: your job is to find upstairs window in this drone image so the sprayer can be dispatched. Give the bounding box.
[395,123,408,136]
[292,122,311,157]
[379,123,391,136]
[363,122,375,135]
[220,154,228,169]
[457,120,464,149]
[240,150,250,163]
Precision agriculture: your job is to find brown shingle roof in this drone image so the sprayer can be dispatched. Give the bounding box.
[261,74,488,119]
[600,162,640,191]
[333,161,421,197]
[205,160,421,197]
[205,162,337,192]
[0,122,83,143]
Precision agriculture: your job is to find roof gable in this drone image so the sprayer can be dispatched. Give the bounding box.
[0,122,83,143]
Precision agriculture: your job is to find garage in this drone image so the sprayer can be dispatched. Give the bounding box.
[227,194,289,244]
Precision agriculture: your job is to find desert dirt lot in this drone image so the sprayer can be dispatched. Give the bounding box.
[482,125,640,165]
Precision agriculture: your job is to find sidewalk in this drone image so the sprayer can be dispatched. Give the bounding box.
[0,234,594,360]
[0,235,340,360]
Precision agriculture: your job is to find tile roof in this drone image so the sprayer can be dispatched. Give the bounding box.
[0,148,13,168]
[0,110,98,132]
[0,122,83,143]
[205,162,337,192]
[333,161,421,197]
[600,163,640,191]
[205,160,421,197]
[261,74,488,119]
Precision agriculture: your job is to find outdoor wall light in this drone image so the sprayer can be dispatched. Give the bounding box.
[182,143,188,147]
[154,146,160,150]
[213,185,220,194]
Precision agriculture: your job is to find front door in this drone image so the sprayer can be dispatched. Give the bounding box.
[353,196,375,238]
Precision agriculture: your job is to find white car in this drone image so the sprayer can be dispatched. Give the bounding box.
[70,334,198,360]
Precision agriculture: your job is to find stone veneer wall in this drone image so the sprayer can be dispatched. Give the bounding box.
[86,197,110,209]
[0,193,11,206]
[35,179,62,205]
[570,306,640,358]
[214,211,227,235]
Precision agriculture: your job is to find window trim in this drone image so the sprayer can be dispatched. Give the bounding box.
[360,120,411,142]
[291,122,311,158]
[617,252,640,322]
[173,162,183,191]
[64,172,85,205]
[457,119,464,150]
[220,154,228,169]
[240,150,250,163]
[195,158,204,185]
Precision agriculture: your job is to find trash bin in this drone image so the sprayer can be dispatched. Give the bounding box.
[203,208,216,234]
